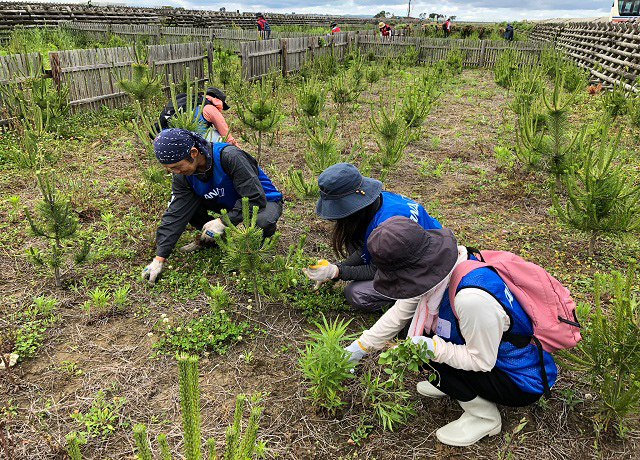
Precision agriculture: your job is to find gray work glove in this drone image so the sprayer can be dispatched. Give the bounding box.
[302,259,339,290]
[201,218,226,243]
[142,259,163,286]
[344,340,368,363]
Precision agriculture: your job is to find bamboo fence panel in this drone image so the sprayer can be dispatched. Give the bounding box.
[148,42,206,87]
[50,46,134,112]
[240,39,281,81]
[530,21,640,92]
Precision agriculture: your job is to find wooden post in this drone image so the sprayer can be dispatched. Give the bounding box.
[479,40,487,67]
[49,51,61,90]
[354,31,360,52]
[240,42,248,81]
[207,40,214,83]
[281,38,289,78]
[156,25,162,45]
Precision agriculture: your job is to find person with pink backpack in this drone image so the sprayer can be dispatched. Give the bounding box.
[344,216,580,447]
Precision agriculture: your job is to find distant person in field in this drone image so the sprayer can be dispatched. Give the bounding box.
[379,21,392,38]
[141,129,283,285]
[302,163,442,311]
[330,22,340,34]
[155,87,238,146]
[504,23,514,41]
[343,217,558,447]
[443,18,452,37]
[256,13,271,39]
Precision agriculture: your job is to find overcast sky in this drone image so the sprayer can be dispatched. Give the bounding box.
[117,0,611,22]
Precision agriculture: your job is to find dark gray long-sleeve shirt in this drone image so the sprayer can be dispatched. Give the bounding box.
[337,247,377,281]
[155,146,269,258]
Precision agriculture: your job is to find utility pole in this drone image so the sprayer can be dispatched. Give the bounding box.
[407,0,411,18]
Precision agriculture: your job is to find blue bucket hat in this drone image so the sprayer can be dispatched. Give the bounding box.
[315,163,383,220]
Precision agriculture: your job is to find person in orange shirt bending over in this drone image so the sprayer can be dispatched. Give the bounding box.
[155,87,239,147]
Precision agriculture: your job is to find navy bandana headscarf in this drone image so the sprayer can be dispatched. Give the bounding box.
[153,128,210,164]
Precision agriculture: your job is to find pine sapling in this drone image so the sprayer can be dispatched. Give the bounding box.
[25,167,90,287]
[235,79,282,161]
[552,125,640,257]
[115,45,162,111]
[303,116,341,174]
[296,76,326,119]
[216,197,279,309]
[65,432,86,460]
[133,424,153,460]
[370,95,411,179]
[177,353,202,460]
[287,168,320,199]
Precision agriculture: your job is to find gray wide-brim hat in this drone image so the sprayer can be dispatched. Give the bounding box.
[369,216,458,299]
[315,163,383,220]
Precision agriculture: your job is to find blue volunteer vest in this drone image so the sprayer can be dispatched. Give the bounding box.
[185,142,282,209]
[361,191,442,264]
[193,106,211,132]
[437,266,557,395]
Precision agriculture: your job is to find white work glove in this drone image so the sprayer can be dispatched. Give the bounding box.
[142,259,163,286]
[411,336,436,358]
[201,218,226,243]
[344,340,368,363]
[417,294,440,335]
[302,259,339,290]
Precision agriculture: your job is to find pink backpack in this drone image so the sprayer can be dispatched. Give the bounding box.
[449,249,581,353]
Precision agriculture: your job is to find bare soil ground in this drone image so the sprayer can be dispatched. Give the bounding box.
[1,68,639,460]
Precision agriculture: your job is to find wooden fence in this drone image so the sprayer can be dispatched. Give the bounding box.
[0,51,43,127]
[357,36,545,66]
[240,34,546,81]
[46,42,208,112]
[240,32,356,80]
[530,21,640,92]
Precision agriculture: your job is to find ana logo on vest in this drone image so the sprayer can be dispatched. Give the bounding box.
[204,188,225,199]
[408,202,420,223]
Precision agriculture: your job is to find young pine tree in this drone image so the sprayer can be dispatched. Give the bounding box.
[552,125,640,257]
[560,263,640,433]
[235,78,282,161]
[115,45,162,111]
[303,116,341,175]
[296,76,326,120]
[370,95,411,179]
[216,197,278,309]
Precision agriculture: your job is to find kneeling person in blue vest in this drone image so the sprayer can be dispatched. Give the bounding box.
[142,128,283,285]
[345,217,561,447]
[302,163,442,311]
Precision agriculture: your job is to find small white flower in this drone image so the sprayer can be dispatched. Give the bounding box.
[147,332,154,337]
[176,327,182,332]
[239,354,245,360]
[585,393,593,400]
[248,298,253,303]
[163,317,169,323]
[237,335,243,341]
[246,305,253,311]
[219,309,226,315]
[161,313,167,318]
[192,308,198,313]
[187,328,193,333]
[232,271,237,276]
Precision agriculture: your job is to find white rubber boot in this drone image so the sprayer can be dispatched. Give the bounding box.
[436,397,502,447]
[416,380,446,398]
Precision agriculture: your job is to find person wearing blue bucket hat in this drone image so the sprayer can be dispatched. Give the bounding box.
[302,163,442,311]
